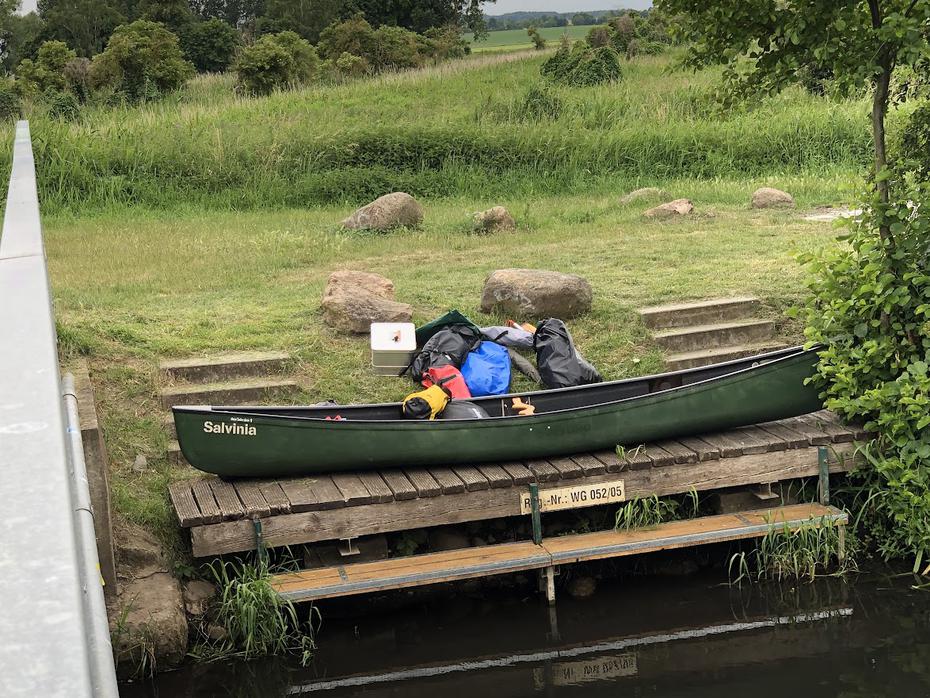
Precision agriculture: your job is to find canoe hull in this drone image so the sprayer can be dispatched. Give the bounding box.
[173,348,823,478]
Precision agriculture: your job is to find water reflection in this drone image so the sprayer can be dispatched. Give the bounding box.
[123,570,930,697]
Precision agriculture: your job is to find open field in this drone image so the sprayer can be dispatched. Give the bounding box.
[22,49,875,552]
[466,25,593,52]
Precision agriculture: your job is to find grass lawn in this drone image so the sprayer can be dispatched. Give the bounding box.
[466,25,593,52]
[47,181,855,552]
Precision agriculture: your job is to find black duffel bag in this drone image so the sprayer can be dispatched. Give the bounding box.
[407,324,482,380]
[534,318,602,389]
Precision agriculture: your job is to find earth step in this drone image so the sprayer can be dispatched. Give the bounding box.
[665,343,790,371]
[160,351,292,383]
[653,319,775,354]
[163,415,177,439]
[638,297,759,330]
[167,440,188,467]
[160,378,300,408]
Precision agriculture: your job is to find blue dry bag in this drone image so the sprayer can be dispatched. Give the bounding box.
[461,341,512,396]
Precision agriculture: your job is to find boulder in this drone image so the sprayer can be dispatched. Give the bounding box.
[117,522,167,578]
[341,192,424,231]
[566,576,598,599]
[321,270,412,333]
[182,579,216,617]
[324,270,395,300]
[480,269,593,319]
[620,187,670,204]
[751,187,794,209]
[473,206,516,233]
[644,199,694,219]
[111,572,188,671]
[322,288,412,334]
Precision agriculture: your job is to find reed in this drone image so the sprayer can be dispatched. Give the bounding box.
[614,488,700,531]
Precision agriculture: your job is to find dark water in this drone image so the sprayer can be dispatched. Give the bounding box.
[124,568,930,698]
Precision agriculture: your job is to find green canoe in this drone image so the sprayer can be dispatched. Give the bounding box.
[172,346,823,478]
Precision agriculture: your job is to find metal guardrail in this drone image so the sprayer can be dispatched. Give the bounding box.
[0,122,119,696]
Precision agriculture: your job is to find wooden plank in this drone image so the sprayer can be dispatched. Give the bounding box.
[676,436,721,461]
[653,440,699,464]
[403,469,442,498]
[332,473,373,506]
[428,468,466,494]
[525,459,561,482]
[168,481,202,527]
[733,425,789,452]
[570,454,606,476]
[754,421,811,449]
[796,412,854,443]
[500,462,534,485]
[638,444,676,467]
[258,482,291,515]
[548,457,584,479]
[780,416,832,446]
[698,432,748,458]
[190,478,222,524]
[815,410,871,441]
[592,449,625,473]
[210,479,245,520]
[309,475,347,510]
[234,480,271,518]
[454,466,490,491]
[476,464,514,489]
[278,478,319,513]
[381,471,418,501]
[357,471,395,503]
[191,443,859,556]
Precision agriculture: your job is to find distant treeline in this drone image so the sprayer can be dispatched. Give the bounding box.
[485,9,639,31]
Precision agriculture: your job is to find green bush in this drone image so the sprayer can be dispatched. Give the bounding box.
[422,27,469,61]
[799,184,930,563]
[527,26,546,51]
[899,101,930,178]
[235,31,318,95]
[89,20,194,102]
[182,18,240,73]
[0,80,21,121]
[64,57,92,101]
[318,15,445,74]
[15,40,76,96]
[45,89,81,120]
[517,84,563,121]
[543,42,622,87]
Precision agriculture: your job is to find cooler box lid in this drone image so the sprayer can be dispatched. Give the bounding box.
[370,322,417,352]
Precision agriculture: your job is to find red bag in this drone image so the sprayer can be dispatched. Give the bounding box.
[422,365,472,399]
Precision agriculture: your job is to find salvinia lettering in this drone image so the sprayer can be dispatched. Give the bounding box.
[203,421,256,436]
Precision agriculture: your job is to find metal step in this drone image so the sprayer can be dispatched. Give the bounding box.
[159,378,300,408]
[160,351,292,383]
[664,342,789,371]
[638,297,759,330]
[653,319,774,354]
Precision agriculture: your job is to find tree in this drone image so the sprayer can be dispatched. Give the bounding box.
[235,30,318,94]
[15,39,74,93]
[89,19,194,100]
[350,0,491,38]
[260,0,343,43]
[182,17,239,71]
[527,25,545,51]
[37,0,126,56]
[570,12,597,26]
[1,10,44,72]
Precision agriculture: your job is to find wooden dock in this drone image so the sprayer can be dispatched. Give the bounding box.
[168,410,865,558]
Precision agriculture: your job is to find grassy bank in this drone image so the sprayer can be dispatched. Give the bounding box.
[48,183,854,547]
[14,51,871,216]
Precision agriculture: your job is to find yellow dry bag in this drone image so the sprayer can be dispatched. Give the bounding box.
[402,384,450,420]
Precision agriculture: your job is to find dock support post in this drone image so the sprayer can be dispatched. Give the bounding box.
[530,483,542,545]
[543,566,556,605]
[547,604,560,642]
[818,446,830,506]
[253,519,268,565]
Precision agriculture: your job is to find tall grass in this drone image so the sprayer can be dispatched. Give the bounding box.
[5,51,872,215]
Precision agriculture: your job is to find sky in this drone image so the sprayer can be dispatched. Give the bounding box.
[486,0,652,14]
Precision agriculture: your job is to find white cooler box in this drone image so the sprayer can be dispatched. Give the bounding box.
[370,322,417,376]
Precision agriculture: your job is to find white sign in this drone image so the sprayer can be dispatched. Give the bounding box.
[519,479,625,515]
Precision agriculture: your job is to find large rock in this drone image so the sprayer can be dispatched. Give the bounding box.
[182,579,216,617]
[481,268,593,319]
[111,572,188,671]
[473,206,516,233]
[751,187,794,209]
[324,270,395,300]
[341,192,424,231]
[644,199,694,219]
[620,187,670,205]
[321,270,412,333]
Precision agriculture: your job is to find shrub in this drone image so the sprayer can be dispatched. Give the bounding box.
[517,84,563,121]
[586,26,611,48]
[63,57,92,101]
[15,40,76,96]
[899,102,930,178]
[543,43,622,87]
[422,27,469,61]
[0,80,21,121]
[89,20,194,102]
[318,15,434,73]
[45,89,81,120]
[369,25,423,71]
[235,31,318,95]
[527,26,546,51]
[317,14,377,62]
[182,18,240,73]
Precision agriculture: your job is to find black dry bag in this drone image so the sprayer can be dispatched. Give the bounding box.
[407,324,482,380]
[534,318,603,389]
